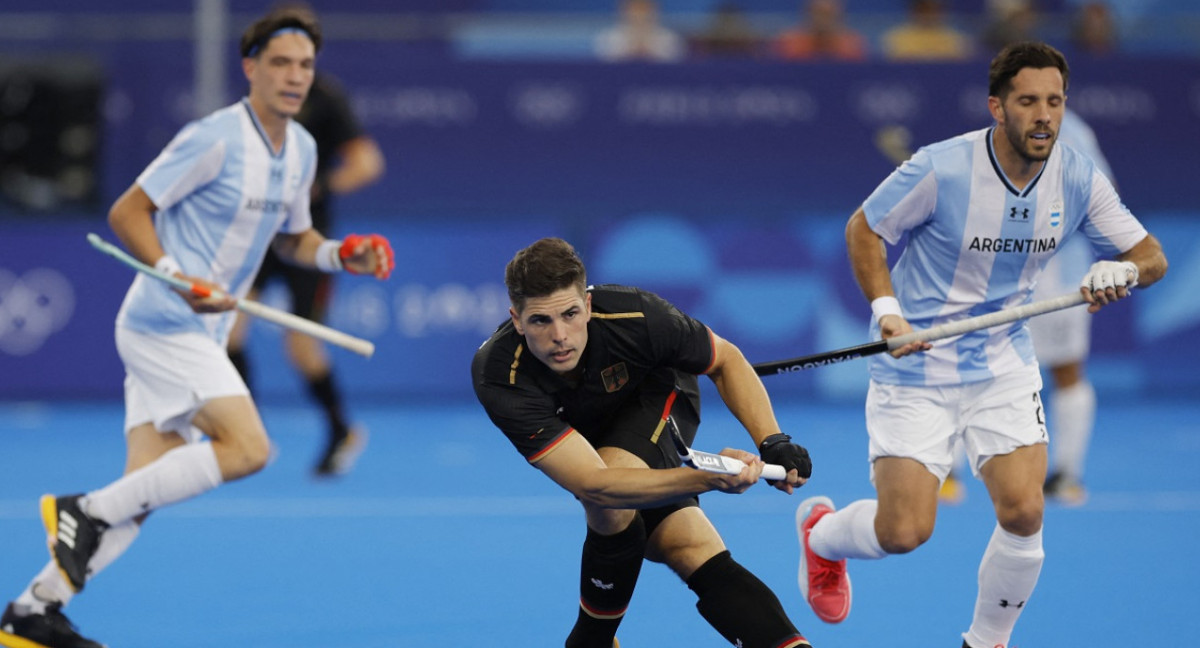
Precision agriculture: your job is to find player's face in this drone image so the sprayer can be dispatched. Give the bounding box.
[511,288,591,376]
[991,67,1066,163]
[244,32,316,120]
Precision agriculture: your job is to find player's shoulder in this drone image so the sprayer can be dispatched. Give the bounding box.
[921,127,985,159]
[180,102,243,141]
[588,284,651,314]
[157,104,241,160]
[288,119,318,154]
[472,320,521,375]
[590,284,681,323]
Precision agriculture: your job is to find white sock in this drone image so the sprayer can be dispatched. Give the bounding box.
[963,524,1044,648]
[808,499,888,561]
[1050,380,1095,480]
[13,521,141,614]
[14,563,72,615]
[84,442,223,525]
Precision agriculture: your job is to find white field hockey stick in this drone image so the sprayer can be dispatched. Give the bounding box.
[87,233,375,358]
[753,292,1087,376]
[666,417,788,482]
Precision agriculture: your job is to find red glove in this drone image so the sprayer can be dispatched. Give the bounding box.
[339,234,394,279]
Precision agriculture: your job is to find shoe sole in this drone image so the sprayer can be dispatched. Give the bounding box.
[795,495,851,624]
[0,628,54,648]
[38,495,83,594]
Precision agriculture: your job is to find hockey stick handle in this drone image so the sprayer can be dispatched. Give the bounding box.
[753,292,1087,376]
[886,292,1086,348]
[87,233,375,358]
[666,418,788,482]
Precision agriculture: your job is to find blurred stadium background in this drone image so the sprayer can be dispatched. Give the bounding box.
[2,0,1198,404]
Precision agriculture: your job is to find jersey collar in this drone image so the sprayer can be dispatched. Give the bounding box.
[986,125,1048,198]
[241,97,287,158]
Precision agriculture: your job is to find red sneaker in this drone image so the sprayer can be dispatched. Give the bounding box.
[796,496,852,623]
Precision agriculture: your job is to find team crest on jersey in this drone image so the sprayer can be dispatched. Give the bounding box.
[1049,200,1063,227]
[601,363,629,393]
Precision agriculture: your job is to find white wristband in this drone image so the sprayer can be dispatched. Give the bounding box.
[154,255,181,277]
[315,240,343,273]
[871,296,903,323]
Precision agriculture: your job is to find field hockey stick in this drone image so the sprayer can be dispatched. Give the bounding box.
[666,417,788,482]
[87,233,375,358]
[753,292,1087,376]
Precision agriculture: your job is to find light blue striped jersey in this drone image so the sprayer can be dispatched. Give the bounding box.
[116,98,317,346]
[1032,109,1114,303]
[862,126,1147,386]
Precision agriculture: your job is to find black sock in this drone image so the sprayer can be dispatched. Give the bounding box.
[228,349,252,390]
[565,515,647,648]
[306,371,349,439]
[687,551,808,648]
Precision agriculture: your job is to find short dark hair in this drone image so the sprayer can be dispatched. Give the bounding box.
[239,5,322,58]
[505,238,587,313]
[988,41,1069,98]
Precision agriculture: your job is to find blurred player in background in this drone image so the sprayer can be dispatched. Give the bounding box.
[227,51,386,477]
[797,42,1166,648]
[473,237,814,648]
[0,9,393,648]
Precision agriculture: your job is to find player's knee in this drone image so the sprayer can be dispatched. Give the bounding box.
[648,525,725,574]
[583,505,638,536]
[215,429,272,479]
[876,519,933,554]
[241,433,272,474]
[996,499,1044,536]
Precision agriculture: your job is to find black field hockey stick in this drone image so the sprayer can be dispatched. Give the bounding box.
[753,292,1087,376]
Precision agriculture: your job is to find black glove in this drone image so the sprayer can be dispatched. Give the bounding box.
[758,433,812,481]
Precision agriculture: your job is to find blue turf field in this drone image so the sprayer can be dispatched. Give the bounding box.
[2,396,1198,647]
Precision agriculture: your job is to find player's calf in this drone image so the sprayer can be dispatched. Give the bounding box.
[688,550,811,648]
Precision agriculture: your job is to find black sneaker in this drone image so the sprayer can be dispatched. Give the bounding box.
[314,426,368,477]
[39,495,107,593]
[1044,471,1088,507]
[0,602,105,648]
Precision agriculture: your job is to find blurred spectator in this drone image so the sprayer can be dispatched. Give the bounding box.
[691,2,763,58]
[881,0,973,61]
[981,0,1039,51]
[1071,1,1118,57]
[773,0,869,61]
[594,0,687,62]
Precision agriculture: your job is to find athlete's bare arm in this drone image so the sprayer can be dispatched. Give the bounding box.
[534,432,764,509]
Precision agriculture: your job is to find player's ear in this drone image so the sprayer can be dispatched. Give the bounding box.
[584,292,592,318]
[509,306,524,335]
[241,56,256,83]
[987,95,1004,123]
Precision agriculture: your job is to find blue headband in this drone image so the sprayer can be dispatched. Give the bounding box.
[246,27,311,58]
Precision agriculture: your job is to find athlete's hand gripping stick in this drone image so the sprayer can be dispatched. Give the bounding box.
[667,417,787,482]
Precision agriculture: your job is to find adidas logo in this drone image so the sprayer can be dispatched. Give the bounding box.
[57,511,79,550]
